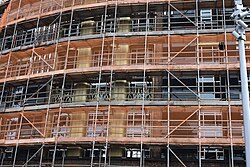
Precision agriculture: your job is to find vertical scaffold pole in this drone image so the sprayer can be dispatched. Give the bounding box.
[231,0,250,166]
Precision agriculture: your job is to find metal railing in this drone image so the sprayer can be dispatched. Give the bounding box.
[0,108,244,140]
[1,10,247,52]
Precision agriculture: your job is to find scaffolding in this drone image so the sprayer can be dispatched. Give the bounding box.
[0,0,249,166]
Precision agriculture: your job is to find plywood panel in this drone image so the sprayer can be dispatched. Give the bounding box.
[114,45,129,66]
[81,21,95,35]
[77,48,92,68]
[74,83,89,102]
[70,112,87,137]
[67,148,82,157]
[110,146,123,157]
[113,80,127,101]
[45,113,53,138]
[110,110,126,137]
[118,17,131,33]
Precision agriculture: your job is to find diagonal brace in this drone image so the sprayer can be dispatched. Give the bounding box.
[21,113,45,137]
[167,36,198,64]
[164,107,201,138]
[52,0,63,7]
[23,77,53,105]
[21,145,44,167]
[168,146,187,167]
[33,50,54,70]
[169,3,198,27]
[166,70,199,97]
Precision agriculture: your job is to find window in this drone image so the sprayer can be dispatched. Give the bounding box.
[131,17,155,32]
[24,84,48,106]
[20,116,43,139]
[131,48,153,65]
[87,111,108,137]
[12,86,25,107]
[48,148,67,159]
[233,150,245,160]
[230,76,240,100]
[200,46,224,63]
[127,112,151,137]
[200,9,212,29]
[15,86,24,94]
[127,149,141,158]
[37,24,58,43]
[126,148,150,158]
[51,113,70,138]
[169,10,196,30]
[3,36,12,50]
[198,76,216,100]
[199,75,226,100]
[93,49,112,67]
[24,29,35,45]
[4,147,14,159]
[32,53,55,74]
[85,148,106,157]
[200,147,224,160]
[200,111,223,137]
[70,23,80,36]
[6,117,19,140]
[170,77,197,101]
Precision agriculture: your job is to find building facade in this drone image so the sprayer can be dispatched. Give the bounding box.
[0,0,249,166]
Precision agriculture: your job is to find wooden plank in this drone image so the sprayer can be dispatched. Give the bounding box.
[0,62,245,84]
[1,137,244,146]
